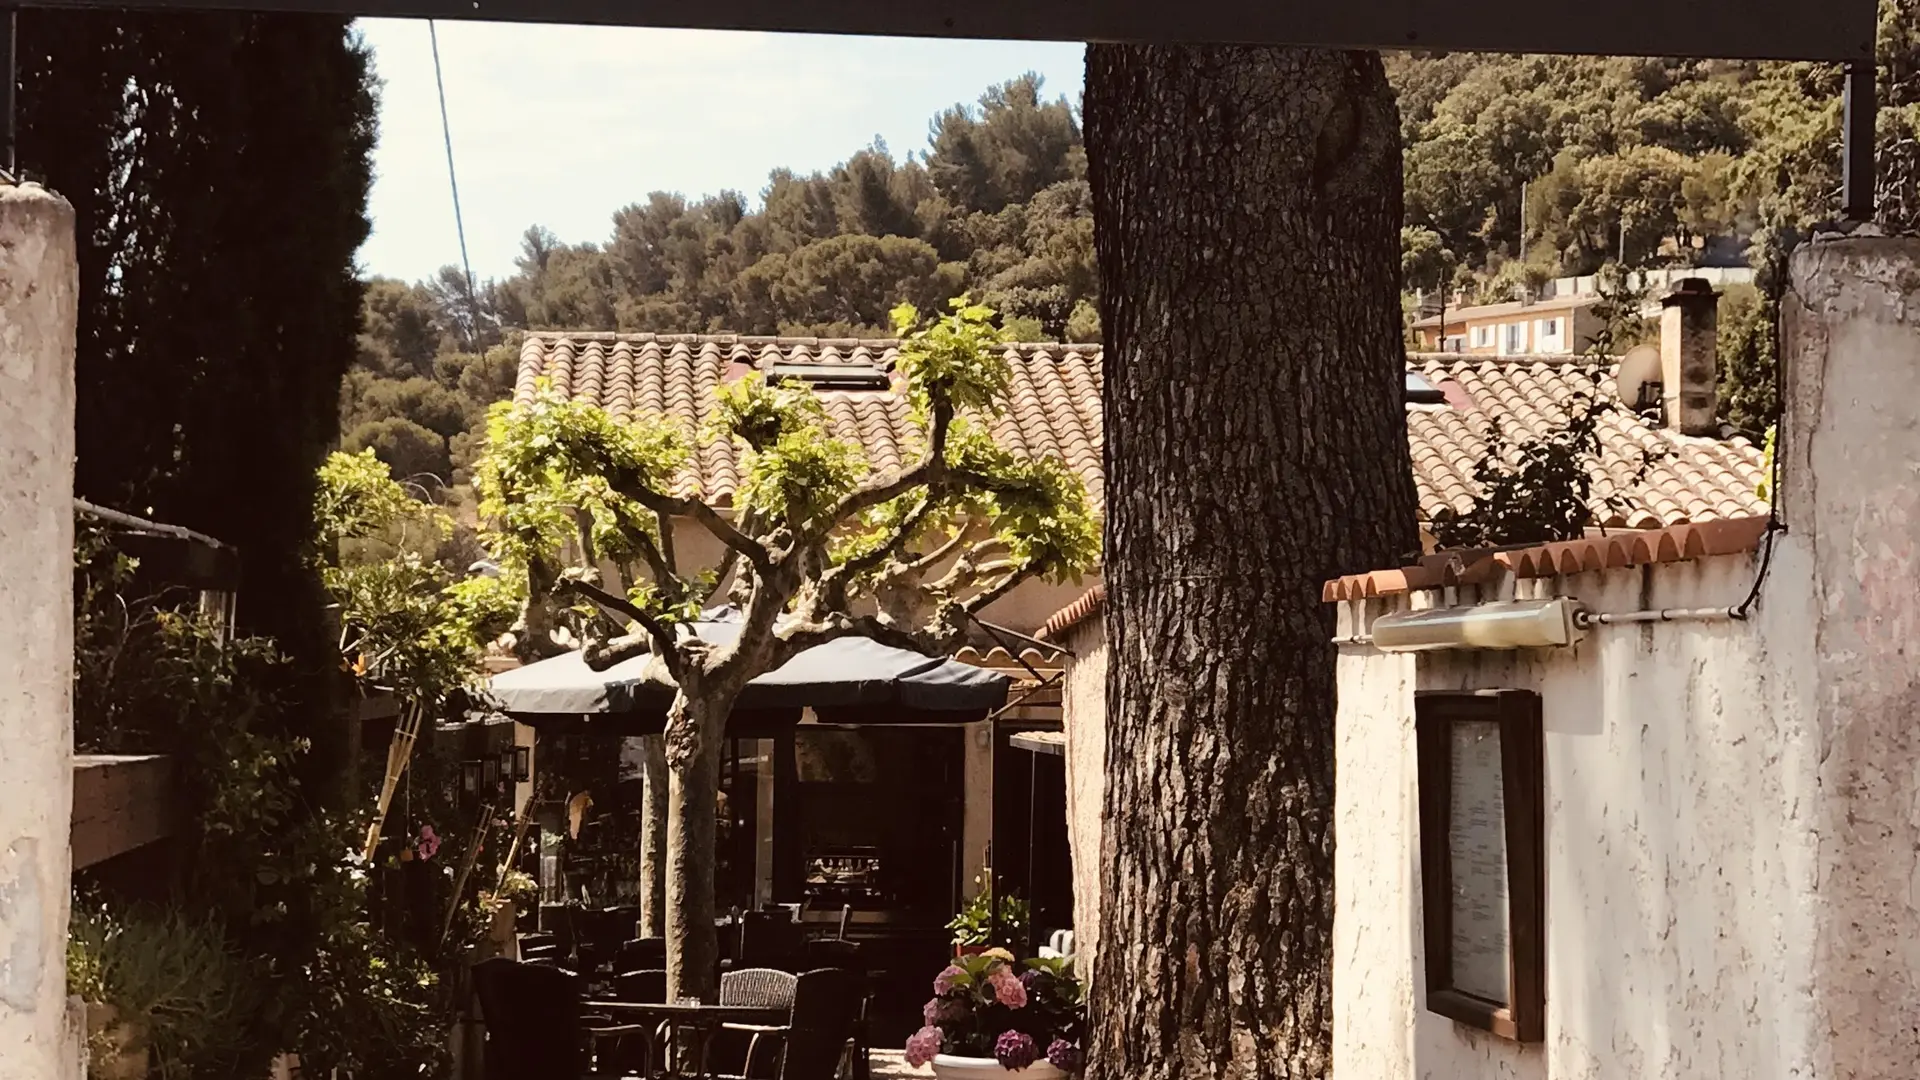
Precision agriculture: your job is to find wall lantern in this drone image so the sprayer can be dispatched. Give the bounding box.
[482,756,500,787]
[461,760,481,795]
[1371,599,1583,652]
[512,745,532,783]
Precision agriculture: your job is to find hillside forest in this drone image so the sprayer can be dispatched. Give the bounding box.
[348,13,1920,485]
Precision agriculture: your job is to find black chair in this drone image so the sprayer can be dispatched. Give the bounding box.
[614,968,667,1004]
[736,912,805,972]
[616,936,667,973]
[470,957,649,1080]
[723,967,863,1080]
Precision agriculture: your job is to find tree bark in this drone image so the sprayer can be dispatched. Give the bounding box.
[640,734,669,939]
[1082,46,1418,1080]
[665,693,726,1002]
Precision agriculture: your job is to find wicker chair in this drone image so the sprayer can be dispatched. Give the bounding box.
[723,967,863,1079]
[720,967,799,1009]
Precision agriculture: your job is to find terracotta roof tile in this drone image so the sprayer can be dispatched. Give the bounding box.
[517,332,1104,508]
[1321,515,1770,601]
[1038,584,1106,641]
[1407,354,1767,531]
[512,335,1764,532]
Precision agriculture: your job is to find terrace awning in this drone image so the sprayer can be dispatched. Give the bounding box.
[487,612,1011,735]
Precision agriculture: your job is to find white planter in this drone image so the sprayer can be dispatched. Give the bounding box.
[931,1054,1066,1079]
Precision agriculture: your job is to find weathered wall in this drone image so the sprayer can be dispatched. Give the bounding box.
[1059,617,1107,985]
[1781,236,1920,1077]
[0,184,79,1080]
[1332,552,1822,1080]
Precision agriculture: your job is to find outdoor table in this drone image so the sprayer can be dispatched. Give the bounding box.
[583,1000,787,1078]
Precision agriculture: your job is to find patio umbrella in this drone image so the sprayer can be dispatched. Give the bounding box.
[486,611,1011,734]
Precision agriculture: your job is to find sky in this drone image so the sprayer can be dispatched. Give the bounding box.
[355,19,1086,284]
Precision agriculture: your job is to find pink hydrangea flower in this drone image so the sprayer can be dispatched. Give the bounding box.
[904,1025,944,1067]
[933,964,965,995]
[1046,1039,1083,1072]
[416,825,441,861]
[989,969,1028,1008]
[995,1030,1038,1070]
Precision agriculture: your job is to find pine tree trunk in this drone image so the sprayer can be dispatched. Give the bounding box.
[640,734,669,940]
[1082,46,1418,1080]
[666,693,726,1002]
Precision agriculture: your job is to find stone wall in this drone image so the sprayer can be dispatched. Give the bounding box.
[0,183,79,1080]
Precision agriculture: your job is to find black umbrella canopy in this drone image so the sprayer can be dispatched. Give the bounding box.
[487,612,1011,734]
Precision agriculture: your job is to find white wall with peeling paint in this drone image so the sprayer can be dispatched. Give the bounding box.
[1331,234,1920,1080]
[0,183,79,1080]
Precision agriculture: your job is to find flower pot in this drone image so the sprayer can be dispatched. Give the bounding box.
[931,1054,1066,1079]
[84,1003,150,1080]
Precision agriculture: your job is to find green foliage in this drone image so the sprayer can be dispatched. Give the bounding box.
[1427,266,1664,549]
[714,375,870,523]
[72,533,453,1078]
[317,449,516,698]
[21,12,378,719]
[1427,386,1627,549]
[68,903,248,1078]
[946,872,1031,949]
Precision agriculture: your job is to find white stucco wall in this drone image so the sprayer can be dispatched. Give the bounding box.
[0,184,79,1080]
[1333,554,1821,1080]
[1059,617,1107,986]
[1332,233,1920,1080]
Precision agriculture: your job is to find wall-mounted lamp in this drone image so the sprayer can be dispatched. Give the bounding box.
[482,756,501,786]
[461,760,481,795]
[1371,598,1583,652]
[512,745,532,783]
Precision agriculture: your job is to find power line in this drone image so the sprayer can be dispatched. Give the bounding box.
[428,20,483,346]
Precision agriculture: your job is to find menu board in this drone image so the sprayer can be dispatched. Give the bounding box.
[1447,718,1511,1005]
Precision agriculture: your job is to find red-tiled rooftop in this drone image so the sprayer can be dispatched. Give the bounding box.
[1321,515,1770,602]
[512,334,1768,530]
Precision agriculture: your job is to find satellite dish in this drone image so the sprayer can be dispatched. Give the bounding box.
[1616,344,1662,415]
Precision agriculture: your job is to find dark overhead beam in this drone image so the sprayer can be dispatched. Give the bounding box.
[17,0,1877,62]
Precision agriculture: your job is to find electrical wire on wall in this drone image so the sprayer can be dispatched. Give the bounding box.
[429,20,484,346]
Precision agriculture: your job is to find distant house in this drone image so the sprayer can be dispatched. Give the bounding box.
[503,287,1764,981]
[1411,293,1605,355]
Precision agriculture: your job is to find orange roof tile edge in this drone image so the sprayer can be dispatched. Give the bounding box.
[1038,584,1105,641]
[1321,516,1770,602]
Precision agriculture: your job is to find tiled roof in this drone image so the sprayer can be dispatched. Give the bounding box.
[1321,515,1770,602]
[512,334,1766,530]
[514,332,1103,507]
[1038,585,1105,641]
[1407,354,1767,530]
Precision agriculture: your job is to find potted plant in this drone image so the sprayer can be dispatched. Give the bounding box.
[67,902,243,1079]
[947,872,1030,957]
[904,951,1086,1078]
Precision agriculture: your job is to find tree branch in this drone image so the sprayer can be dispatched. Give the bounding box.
[960,562,1039,615]
[607,470,773,574]
[556,577,676,663]
[766,612,952,674]
[815,398,954,539]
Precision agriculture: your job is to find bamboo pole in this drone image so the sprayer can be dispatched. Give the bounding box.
[441,803,496,949]
[362,698,425,863]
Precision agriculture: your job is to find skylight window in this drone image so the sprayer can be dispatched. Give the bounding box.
[768,362,891,391]
[1405,372,1448,405]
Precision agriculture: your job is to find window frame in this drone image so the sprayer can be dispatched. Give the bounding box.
[1414,689,1547,1043]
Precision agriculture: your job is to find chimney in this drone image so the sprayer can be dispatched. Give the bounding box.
[1660,277,1718,435]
